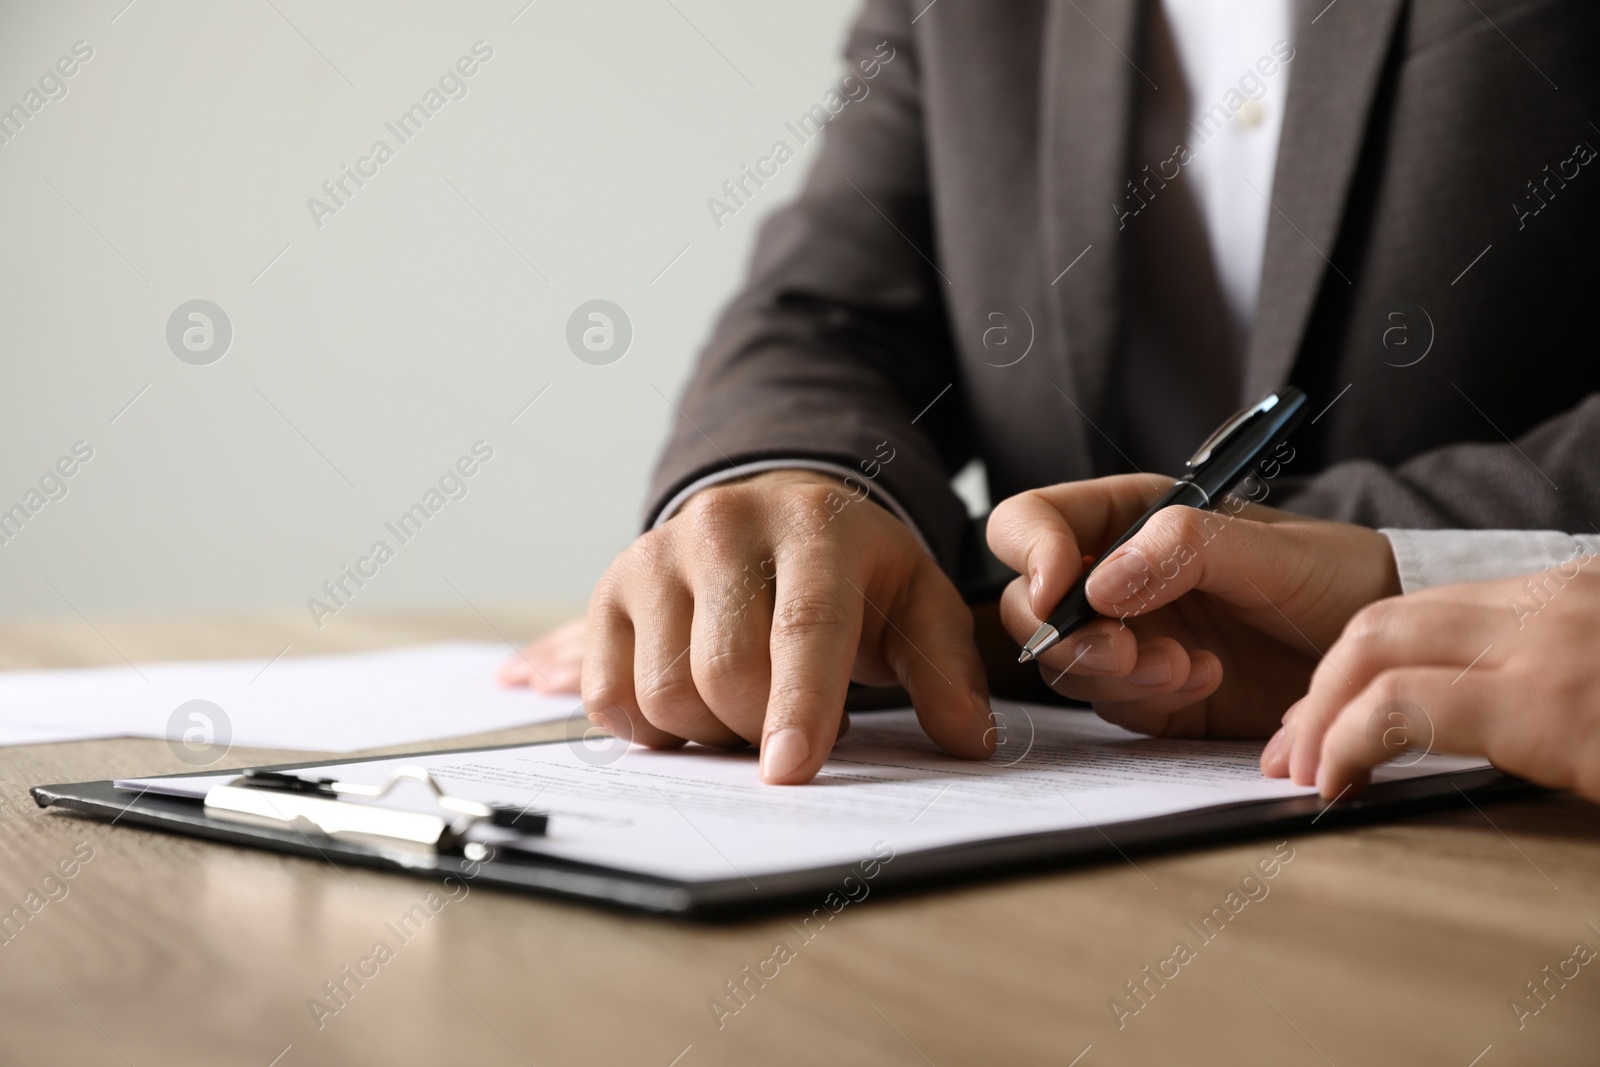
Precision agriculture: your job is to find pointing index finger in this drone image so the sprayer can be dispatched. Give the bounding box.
[759,550,863,784]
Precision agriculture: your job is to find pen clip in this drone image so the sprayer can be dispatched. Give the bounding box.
[1185,392,1281,468]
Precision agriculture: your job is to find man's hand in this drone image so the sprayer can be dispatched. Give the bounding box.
[986,474,1400,739]
[577,470,995,784]
[1267,565,1600,802]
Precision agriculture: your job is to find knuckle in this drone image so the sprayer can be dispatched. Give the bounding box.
[624,525,677,574]
[1149,506,1208,551]
[1308,656,1344,693]
[679,485,751,533]
[1341,600,1399,649]
[676,489,769,569]
[775,484,837,531]
[770,679,843,719]
[698,668,769,719]
[996,491,1056,546]
[985,496,1017,537]
[580,678,637,717]
[635,677,704,728]
[773,588,853,637]
[636,704,692,737]
[634,661,695,706]
[784,481,839,511]
[636,697,700,739]
[589,569,631,614]
[696,639,765,695]
[987,491,1034,533]
[1363,669,1408,708]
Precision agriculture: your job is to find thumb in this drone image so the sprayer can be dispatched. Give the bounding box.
[1083,504,1308,620]
[987,473,1175,620]
[877,562,995,760]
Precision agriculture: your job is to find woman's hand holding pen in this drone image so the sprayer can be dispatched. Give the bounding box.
[986,473,1400,740]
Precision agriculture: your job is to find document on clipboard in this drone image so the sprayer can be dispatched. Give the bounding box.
[34,702,1516,915]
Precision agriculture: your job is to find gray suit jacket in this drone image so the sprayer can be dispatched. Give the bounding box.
[650,0,1600,574]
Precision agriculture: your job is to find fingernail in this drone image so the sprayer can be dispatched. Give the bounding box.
[1127,648,1174,687]
[761,728,810,782]
[1085,549,1149,608]
[1029,569,1043,612]
[586,710,614,735]
[1178,655,1213,692]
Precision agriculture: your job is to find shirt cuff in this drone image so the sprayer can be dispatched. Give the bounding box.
[651,459,936,558]
[1380,529,1600,594]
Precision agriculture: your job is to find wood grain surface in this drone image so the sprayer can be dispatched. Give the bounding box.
[1,609,1596,1066]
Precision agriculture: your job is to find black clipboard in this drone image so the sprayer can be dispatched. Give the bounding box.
[30,735,1536,920]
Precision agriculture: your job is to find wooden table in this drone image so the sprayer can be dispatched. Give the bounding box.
[2,610,1597,1066]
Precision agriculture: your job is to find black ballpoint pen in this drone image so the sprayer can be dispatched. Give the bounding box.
[1017,386,1309,664]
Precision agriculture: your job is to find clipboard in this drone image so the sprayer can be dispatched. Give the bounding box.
[31,733,1535,919]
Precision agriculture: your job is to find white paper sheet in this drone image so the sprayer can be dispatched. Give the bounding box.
[0,642,580,751]
[119,704,1491,882]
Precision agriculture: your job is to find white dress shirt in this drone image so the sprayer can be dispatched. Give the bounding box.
[1156,0,1292,342]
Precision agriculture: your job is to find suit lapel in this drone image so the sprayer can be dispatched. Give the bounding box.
[1039,0,1143,463]
[1243,0,1406,400]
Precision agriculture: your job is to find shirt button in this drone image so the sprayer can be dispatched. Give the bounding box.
[1234,98,1266,128]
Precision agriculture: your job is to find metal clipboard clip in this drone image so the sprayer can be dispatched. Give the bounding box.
[203,765,548,857]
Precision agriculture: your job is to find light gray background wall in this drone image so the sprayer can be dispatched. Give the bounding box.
[0,0,928,623]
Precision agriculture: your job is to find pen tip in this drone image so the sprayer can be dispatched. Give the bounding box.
[1017,648,1034,664]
